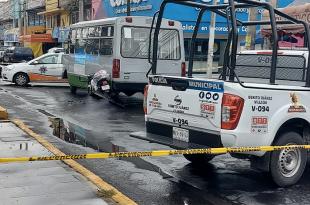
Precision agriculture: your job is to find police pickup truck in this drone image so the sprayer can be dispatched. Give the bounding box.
[132,48,310,187]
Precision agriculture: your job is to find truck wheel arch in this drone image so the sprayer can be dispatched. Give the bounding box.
[273,118,310,145]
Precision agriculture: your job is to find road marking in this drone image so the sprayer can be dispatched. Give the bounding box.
[12,119,137,205]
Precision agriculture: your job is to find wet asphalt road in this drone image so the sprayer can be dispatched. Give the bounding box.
[1,82,310,205]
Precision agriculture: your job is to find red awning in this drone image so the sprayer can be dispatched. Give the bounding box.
[19,34,54,43]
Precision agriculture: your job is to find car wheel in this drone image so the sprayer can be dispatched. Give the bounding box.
[3,56,9,63]
[70,86,77,94]
[183,154,215,164]
[14,73,29,86]
[270,131,307,187]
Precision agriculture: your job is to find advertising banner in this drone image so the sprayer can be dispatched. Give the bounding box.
[96,0,295,35]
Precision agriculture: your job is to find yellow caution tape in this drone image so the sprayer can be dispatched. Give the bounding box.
[1,145,310,163]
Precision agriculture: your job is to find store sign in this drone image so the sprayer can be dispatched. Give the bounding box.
[101,0,295,35]
[27,0,45,10]
[110,0,148,7]
[109,0,153,14]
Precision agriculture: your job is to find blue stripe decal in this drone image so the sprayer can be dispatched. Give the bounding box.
[188,80,224,92]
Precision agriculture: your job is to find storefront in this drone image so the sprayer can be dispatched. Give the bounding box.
[93,0,295,71]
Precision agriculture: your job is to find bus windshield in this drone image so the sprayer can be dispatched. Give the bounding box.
[121,26,180,60]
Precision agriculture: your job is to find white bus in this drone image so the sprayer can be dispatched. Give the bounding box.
[68,16,185,96]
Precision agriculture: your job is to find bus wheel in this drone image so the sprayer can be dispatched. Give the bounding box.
[183,154,215,164]
[270,131,307,187]
[70,86,77,94]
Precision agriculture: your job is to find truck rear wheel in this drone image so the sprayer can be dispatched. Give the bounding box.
[183,154,215,164]
[270,131,307,187]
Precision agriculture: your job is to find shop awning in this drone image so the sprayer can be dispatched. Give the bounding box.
[261,3,310,36]
[261,25,305,36]
[37,8,65,15]
[19,34,54,43]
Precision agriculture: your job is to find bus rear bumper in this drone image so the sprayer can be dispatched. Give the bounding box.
[112,82,146,93]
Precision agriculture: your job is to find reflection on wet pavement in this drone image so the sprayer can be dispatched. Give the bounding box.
[48,117,174,178]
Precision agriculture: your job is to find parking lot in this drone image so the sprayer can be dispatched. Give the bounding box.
[1,81,310,205]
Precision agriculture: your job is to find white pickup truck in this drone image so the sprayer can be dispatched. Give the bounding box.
[132,49,310,187]
[131,0,310,187]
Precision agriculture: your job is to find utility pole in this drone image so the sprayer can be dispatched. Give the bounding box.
[246,7,257,50]
[19,0,27,46]
[23,0,27,45]
[79,0,84,22]
[270,0,277,7]
[127,0,131,16]
[206,0,217,78]
[18,0,23,44]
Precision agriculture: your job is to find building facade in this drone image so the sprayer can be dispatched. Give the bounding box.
[90,0,295,69]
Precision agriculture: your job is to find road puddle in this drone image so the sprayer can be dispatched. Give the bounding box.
[48,116,172,178]
[48,117,125,153]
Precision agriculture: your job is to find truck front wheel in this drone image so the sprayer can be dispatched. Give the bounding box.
[183,154,215,164]
[270,131,307,187]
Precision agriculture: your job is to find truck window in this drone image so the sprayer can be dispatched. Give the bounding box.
[121,26,180,60]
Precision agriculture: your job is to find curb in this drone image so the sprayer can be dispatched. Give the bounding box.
[0,106,8,120]
[11,119,137,205]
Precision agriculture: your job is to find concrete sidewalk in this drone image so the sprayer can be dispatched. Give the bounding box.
[0,121,108,205]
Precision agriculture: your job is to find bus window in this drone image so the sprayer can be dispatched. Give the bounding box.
[121,27,180,60]
[71,29,76,41]
[75,39,85,54]
[158,29,180,60]
[99,39,113,55]
[85,39,100,55]
[101,26,114,37]
[94,27,101,37]
[88,27,95,37]
[82,28,88,38]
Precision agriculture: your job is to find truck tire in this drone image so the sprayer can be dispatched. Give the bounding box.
[183,154,215,164]
[14,73,29,86]
[70,86,77,94]
[270,131,307,187]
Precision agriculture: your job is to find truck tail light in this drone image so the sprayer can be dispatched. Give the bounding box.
[112,59,120,78]
[181,62,186,77]
[143,85,149,114]
[221,93,244,130]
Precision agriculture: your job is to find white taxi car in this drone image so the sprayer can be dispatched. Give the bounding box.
[2,53,66,86]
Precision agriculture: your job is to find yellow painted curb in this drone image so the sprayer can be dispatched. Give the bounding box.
[0,106,8,120]
[12,119,137,205]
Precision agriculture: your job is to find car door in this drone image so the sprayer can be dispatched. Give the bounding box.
[30,54,63,81]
